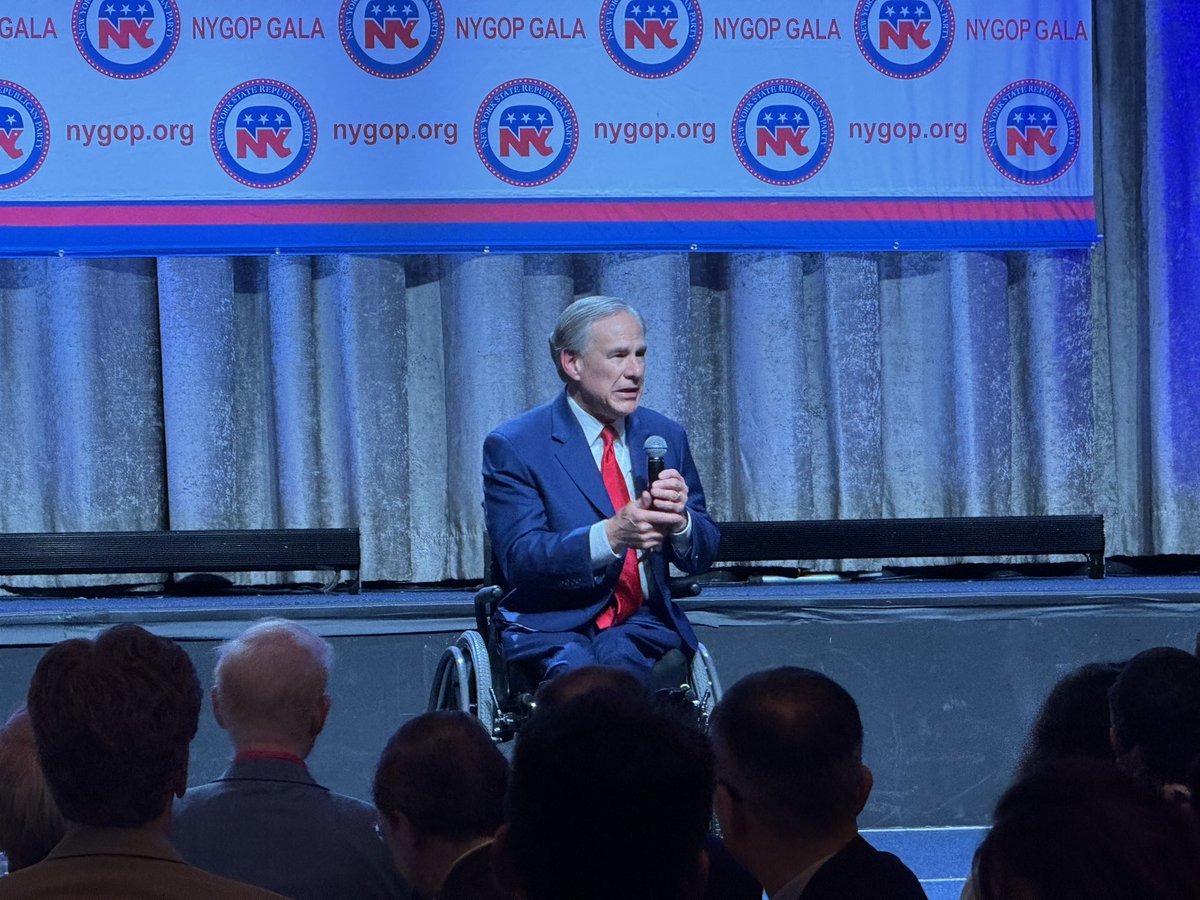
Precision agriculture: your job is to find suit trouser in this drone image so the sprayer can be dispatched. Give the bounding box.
[499,605,685,686]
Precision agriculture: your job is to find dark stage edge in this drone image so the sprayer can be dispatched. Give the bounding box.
[2,573,1198,642]
[3,573,1200,828]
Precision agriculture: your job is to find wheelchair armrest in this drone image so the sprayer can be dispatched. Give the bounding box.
[473,585,503,638]
[668,577,703,599]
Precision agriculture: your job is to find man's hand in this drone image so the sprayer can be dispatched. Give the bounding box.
[604,493,687,553]
[648,469,689,532]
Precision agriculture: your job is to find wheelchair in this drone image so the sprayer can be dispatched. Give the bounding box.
[428,584,723,743]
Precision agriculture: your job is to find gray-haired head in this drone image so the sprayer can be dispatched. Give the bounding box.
[213,618,334,752]
[549,296,645,383]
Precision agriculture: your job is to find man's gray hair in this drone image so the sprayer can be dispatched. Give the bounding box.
[549,295,645,382]
[213,618,334,747]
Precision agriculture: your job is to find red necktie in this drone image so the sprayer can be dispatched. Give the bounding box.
[595,425,643,628]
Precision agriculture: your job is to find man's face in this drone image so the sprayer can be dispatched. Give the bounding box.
[562,311,646,424]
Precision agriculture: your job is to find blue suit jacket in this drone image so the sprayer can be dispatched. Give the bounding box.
[482,390,720,650]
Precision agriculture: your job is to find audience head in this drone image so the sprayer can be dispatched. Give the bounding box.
[26,624,202,828]
[212,618,333,756]
[373,711,508,895]
[1019,661,1123,775]
[533,664,646,711]
[1108,646,1200,789]
[710,667,870,848]
[0,705,65,871]
[499,689,713,900]
[973,759,1200,900]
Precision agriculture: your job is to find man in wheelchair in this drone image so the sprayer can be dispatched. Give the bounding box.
[482,295,720,689]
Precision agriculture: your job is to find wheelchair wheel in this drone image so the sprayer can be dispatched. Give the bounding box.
[427,630,497,737]
[690,642,723,727]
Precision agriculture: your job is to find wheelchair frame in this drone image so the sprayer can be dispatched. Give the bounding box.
[428,585,723,742]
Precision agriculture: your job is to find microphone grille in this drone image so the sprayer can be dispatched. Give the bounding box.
[644,435,668,460]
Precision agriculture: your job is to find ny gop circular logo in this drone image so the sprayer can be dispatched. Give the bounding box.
[733,79,833,186]
[854,0,954,79]
[339,0,444,78]
[210,80,317,189]
[72,0,180,79]
[983,80,1080,185]
[475,79,578,187]
[600,0,702,79]
[0,82,49,190]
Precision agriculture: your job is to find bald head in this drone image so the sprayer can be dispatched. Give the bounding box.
[711,667,865,838]
[213,619,333,754]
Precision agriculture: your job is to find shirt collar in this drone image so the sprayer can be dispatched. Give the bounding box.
[48,825,184,863]
[770,849,839,900]
[1163,782,1192,804]
[566,393,625,447]
[234,749,307,768]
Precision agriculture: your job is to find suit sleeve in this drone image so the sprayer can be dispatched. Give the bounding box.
[483,430,617,601]
[666,427,720,575]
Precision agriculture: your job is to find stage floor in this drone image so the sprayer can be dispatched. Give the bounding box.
[3,571,1198,643]
[866,826,985,900]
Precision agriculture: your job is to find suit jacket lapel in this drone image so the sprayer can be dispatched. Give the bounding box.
[551,391,613,516]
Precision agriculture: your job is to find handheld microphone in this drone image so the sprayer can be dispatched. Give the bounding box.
[644,435,668,489]
[643,436,670,555]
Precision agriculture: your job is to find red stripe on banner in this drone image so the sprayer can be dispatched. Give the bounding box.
[0,198,1096,227]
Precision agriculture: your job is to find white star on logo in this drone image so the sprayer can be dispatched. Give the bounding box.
[371,3,381,13]
[243,113,254,124]
[647,4,657,14]
[1013,112,1024,122]
[884,5,895,15]
[259,113,269,124]
[386,4,396,14]
[763,111,774,122]
[900,6,910,16]
[505,112,516,123]
[120,4,131,13]
[521,112,530,123]
[536,112,547,123]
[275,113,286,124]
[5,114,15,125]
[1042,112,1052,123]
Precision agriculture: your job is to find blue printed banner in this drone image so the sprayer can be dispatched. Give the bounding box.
[0,0,1095,255]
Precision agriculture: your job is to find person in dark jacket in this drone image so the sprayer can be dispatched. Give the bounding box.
[710,667,927,900]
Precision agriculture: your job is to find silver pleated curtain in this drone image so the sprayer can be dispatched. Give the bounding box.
[0,0,1196,586]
